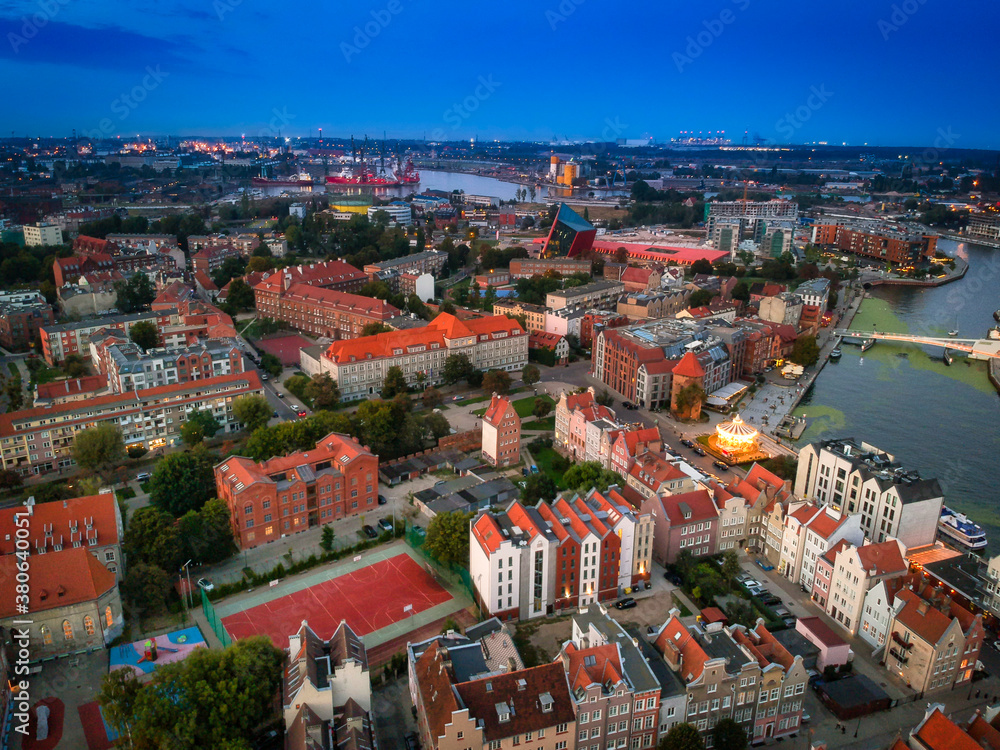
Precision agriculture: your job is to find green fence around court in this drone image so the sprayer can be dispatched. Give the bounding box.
[405,523,476,604]
[201,587,233,648]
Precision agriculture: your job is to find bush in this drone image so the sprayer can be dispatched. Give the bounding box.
[126,446,148,459]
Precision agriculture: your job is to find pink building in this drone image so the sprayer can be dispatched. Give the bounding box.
[796,616,852,671]
[810,540,847,610]
[606,426,662,477]
[481,394,520,467]
[642,489,719,565]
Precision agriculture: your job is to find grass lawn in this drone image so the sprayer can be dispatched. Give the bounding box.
[139,481,150,493]
[671,594,693,617]
[512,393,555,418]
[7,362,18,378]
[117,486,136,500]
[530,446,565,488]
[523,416,555,431]
[29,363,66,385]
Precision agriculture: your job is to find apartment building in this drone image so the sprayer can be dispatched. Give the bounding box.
[561,606,663,750]
[546,280,624,311]
[214,432,378,550]
[0,492,124,580]
[411,641,576,750]
[605,426,662,477]
[580,310,629,347]
[282,621,374,750]
[40,308,177,365]
[795,278,831,317]
[256,280,399,339]
[582,487,654,590]
[0,291,54,351]
[362,250,448,279]
[811,221,937,265]
[0,371,262,476]
[778,504,864,587]
[858,572,922,650]
[509,257,592,279]
[758,293,803,329]
[884,585,983,694]
[724,463,792,555]
[796,439,942,548]
[253,261,367,300]
[493,300,546,333]
[731,623,808,741]
[617,291,690,321]
[23,221,64,247]
[93,338,244,394]
[34,375,108,407]
[192,245,241,275]
[643,489,719,565]
[482,394,520,468]
[553,388,617,462]
[626,453,696,502]
[310,314,527,402]
[965,212,1000,242]
[818,539,908,636]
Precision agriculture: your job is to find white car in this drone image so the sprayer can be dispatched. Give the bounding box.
[196,577,214,591]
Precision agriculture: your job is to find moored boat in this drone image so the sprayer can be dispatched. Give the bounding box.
[829,347,842,359]
[938,506,988,552]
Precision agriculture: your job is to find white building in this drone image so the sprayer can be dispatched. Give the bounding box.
[779,503,863,586]
[825,539,907,636]
[289,203,307,220]
[23,222,63,247]
[368,203,412,226]
[795,278,831,317]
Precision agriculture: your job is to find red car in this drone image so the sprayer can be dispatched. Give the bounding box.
[296,409,307,417]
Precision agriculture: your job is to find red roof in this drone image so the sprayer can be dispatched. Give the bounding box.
[564,390,596,412]
[672,351,705,378]
[654,615,709,682]
[796,616,847,648]
[0,547,116,617]
[591,240,728,265]
[194,270,218,292]
[564,642,624,692]
[473,512,506,555]
[35,375,106,400]
[529,331,564,349]
[658,489,718,526]
[804,508,847,540]
[629,452,687,492]
[483,394,516,426]
[855,541,907,577]
[0,494,120,555]
[282,283,397,317]
[914,708,983,750]
[966,715,1000,750]
[894,589,959,645]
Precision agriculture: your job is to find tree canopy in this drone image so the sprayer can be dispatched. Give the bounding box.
[147,448,216,517]
[115,272,156,313]
[790,335,820,367]
[443,353,476,385]
[123,507,185,572]
[129,320,159,350]
[180,410,222,446]
[232,395,272,432]
[712,718,748,750]
[521,364,540,386]
[381,366,408,399]
[562,462,622,495]
[522,473,557,504]
[482,369,512,395]
[424,511,474,566]
[659,722,705,750]
[72,423,125,473]
[304,373,341,411]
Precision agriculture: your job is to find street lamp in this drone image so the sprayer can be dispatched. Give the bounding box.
[181,559,194,610]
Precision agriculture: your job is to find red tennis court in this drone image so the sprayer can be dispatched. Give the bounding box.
[221,553,452,649]
[255,333,314,366]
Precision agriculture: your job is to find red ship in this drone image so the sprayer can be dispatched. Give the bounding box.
[324,135,419,187]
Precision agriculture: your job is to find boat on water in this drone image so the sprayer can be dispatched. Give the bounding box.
[938,506,988,552]
[251,171,314,187]
[326,135,420,187]
[948,329,959,337]
[829,347,842,359]
[994,309,1000,323]
[861,338,876,352]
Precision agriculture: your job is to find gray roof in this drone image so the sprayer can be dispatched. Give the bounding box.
[43,307,177,335]
[573,608,660,694]
[630,629,686,699]
[696,627,751,676]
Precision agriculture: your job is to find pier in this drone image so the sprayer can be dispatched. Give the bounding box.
[834,330,1000,360]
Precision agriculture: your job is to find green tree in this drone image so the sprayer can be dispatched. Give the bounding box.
[659,722,705,750]
[443,353,475,385]
[147,448,216,516]
[123,507,184,572]
[232,395,272,432]
[123,562,170,618]
[532,398,553,419]
[721,550,741,586]
[712,718,747,750]
[673,383,706,416]
[521,364,540,386]
[422,387,444,409]
[260,352,282,378]
[595,388,615,407]
[421,411,451,440]
[178,498,236,564]
[562,462,620,494]
[482,369,512,395]
[690,258,713,276]
[114,272,156,313]
[381,365,408,399]
[360,322,392,337]
[180,409,222,446]
[355,399,408,458]
[731,280,750,304]
[97,667,142,745]
[320,525,335,553]
[225,277,255,311]
[689,288,715,308]
[63,353,89,378]
[522,473,557,504]
[304,373,340,410]
[0,468,22,491]
[424,511,474,566]
[129,320,159,351]
[72,423,125,473]
[790,335,820,367]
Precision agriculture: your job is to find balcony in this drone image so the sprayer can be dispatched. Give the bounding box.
[889,648,909,665]
[891,632,913,650]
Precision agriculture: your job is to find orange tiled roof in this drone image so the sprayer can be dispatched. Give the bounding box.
[672,351,705,378]
[893,590,957,645]
[913,707,982,750]
[0,547,116,617]
[483,394,515,426]
[855,540,907,577]
[0,494,120,555]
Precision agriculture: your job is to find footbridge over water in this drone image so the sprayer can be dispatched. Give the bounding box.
[834,330,1000,360]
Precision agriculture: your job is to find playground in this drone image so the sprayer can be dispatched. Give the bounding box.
[214,544,474,660]
[108,626,207,678]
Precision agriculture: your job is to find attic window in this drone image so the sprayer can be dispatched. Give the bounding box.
[485,681,492,692]
[517,678,527,691]
[584,655,596,667]
[540,692,554,713]
[496,702,510,723]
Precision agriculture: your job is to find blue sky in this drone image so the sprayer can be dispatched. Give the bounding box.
[1,0,998,148]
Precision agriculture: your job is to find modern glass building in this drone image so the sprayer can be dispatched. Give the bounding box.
[542,203,597,258]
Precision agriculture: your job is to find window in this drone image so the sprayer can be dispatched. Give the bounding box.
[62,620,74,640]
[84,616,95,636]
[40,625,52,645]
[105,606,113,628]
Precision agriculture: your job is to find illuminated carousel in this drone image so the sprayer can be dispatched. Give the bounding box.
[706,414,769,464]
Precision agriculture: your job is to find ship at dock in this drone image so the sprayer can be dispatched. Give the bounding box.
[251,171,314,187]
[938,506,988,552]
[325,135,419,188]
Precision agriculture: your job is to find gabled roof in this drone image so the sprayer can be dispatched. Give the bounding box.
[564,390,596,412]
[564,642,625,693]
[913,707,983,750]
[657,489,718,526]
[893,590,957,645]
[628,452,687,492]
[653,615,709,683]
[966,714,1000,750]
[804,507,849,540]
[483,394,516,427]
[0,493,120,555]
[35,375,106,400]
[0,547,116,617]
[855,540,907,578]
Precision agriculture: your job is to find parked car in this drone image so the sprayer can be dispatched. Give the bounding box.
[735,573,753,584]
[272,410,279,418]
[260,373,269,381]
[362,525,378,539]
[991,640,1000,653]
[713,460,729,471]
[782,616,797,628]
[530,465,539,474]
[664,571,683,586]
[297,409,307,417]
[680,439,695,448]
[378,495,387,505]
[378,518,394,532]
[196,577,214,591]
[773,606,792,618]
[801,714,811,724]
[276,391,284,398]
[614,597,637,610]
[136,472,151,482]
[692,446,706,457]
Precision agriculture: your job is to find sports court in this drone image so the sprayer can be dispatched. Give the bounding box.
[218,547,463,651]
[255,333,314,366]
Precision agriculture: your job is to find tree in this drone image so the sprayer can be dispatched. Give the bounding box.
[595,388,615,407]
[562,462,620,494]
[532,398,553,419]
[443,353,475,385]
[63,353,88,378]
[225,278,255,311]
[521,364,540,386]
[123,562,170,618]
[304,373,340,410]
[114,272,156,313]
[659,722,705,750]
[147,448,216,517]
[721,550,741,586]
[673,383,706,418]
[232,395,272,432]
[424,511,474,565]
[320,525,335,553]
[381,365,408,399]
[790,335,820,367]
[178,497,235,564]
[689,288,715,308]
[522,473,557,504]
[422,387,444,410]
[422,412,451,440]
[129,320,159,351]
[260,352,282,378]
[180,409,222,446]
[731,280,750,304]
[482,369,512,395]
[123,507,184,572]
[712,719,747,750]
[72,423,125,473]
[97,667,142,746]
[0,468,23,491]
[360,322,392,337]
[690,258,713,276]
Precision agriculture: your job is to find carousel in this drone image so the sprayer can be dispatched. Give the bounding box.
[707,414,768,463]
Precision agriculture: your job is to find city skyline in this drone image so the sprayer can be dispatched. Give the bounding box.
[0,0,998,148]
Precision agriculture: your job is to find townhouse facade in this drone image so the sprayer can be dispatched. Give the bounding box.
[546,280,624,311]
[643,489,719,565]
[363,250,448,279]
[0,371,263,476]
[820,539,908,636]
[40,308,178,365]
[492,300,546,333]
[481,394,520,468]
[214,432,378,550]
[778,503,864,588]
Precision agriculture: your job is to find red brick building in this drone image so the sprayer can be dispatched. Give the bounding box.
[215,432,378,550]
[255,281,398,339]
[580,310,629,346]
[508,257,592,279]
[481,394,520,467]
[812,223,937,265]
[0,295,54,351]
[54,253,115,288]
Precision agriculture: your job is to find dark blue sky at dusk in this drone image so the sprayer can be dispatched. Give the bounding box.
[1,0,998,148]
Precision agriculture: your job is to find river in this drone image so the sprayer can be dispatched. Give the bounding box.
[792,239,1000,548]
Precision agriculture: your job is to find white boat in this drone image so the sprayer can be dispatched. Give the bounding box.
[938,506,988,552]
[948,330,959,337]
